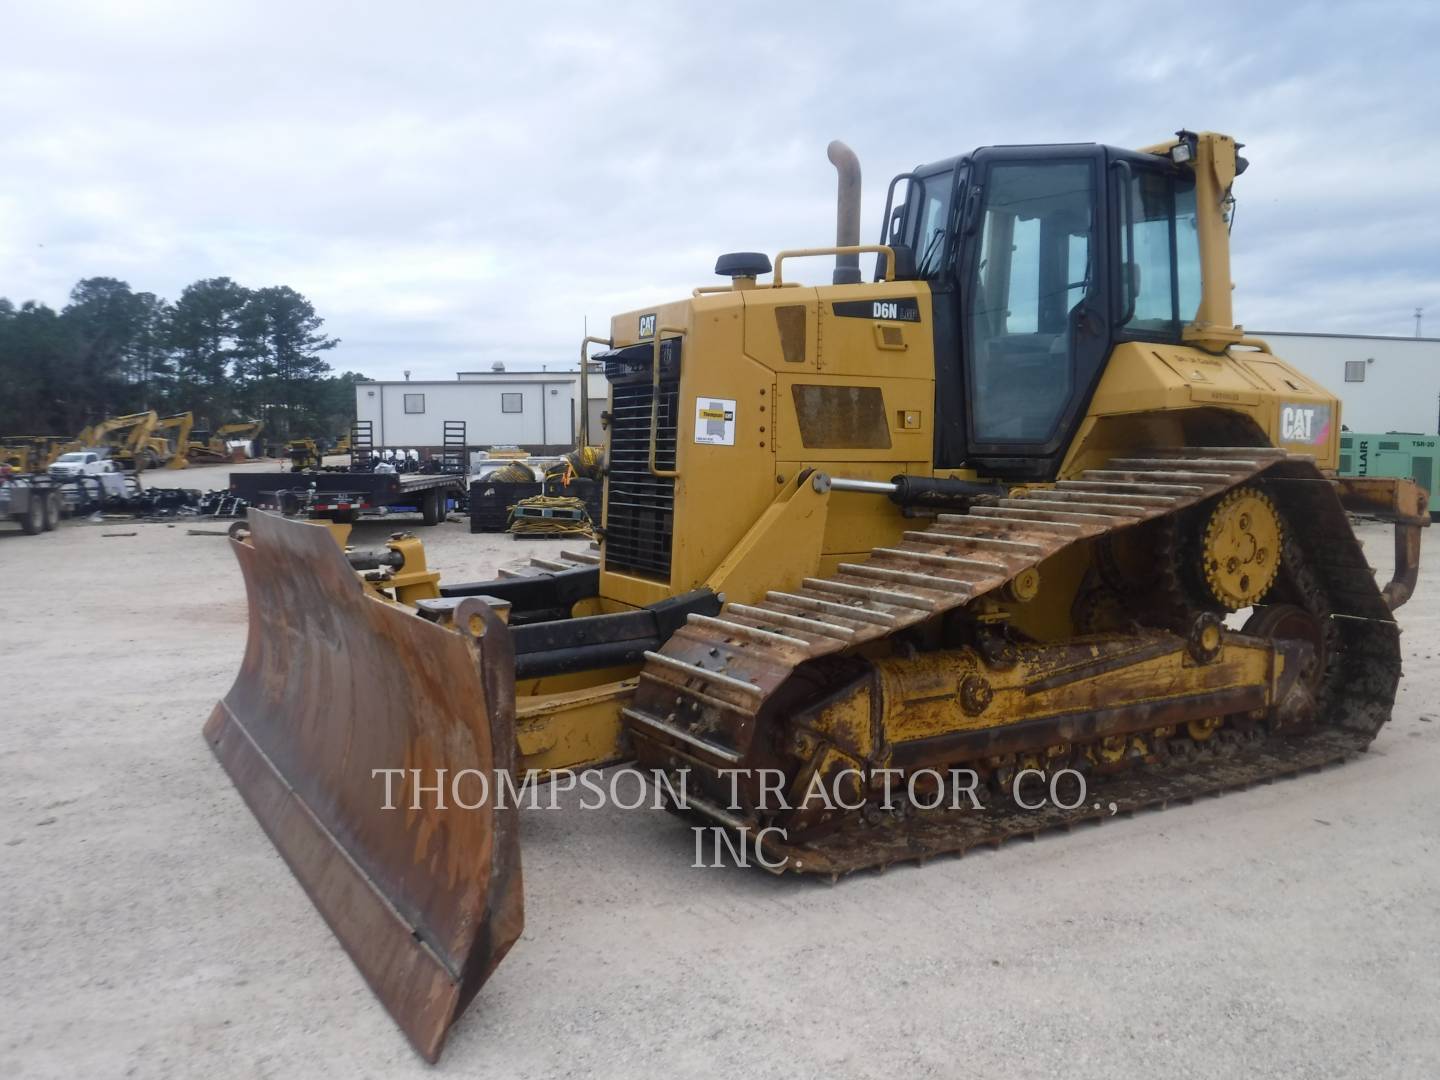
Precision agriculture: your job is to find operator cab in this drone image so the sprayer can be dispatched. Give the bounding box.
[882,140,1205,478]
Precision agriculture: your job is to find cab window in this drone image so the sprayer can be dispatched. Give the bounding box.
[1119,168,1201,333]
[906,171,955,279]
[968,161,1095,443]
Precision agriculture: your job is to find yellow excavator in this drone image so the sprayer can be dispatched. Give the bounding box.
[206,131,1428,1061]
[150,412,193,469]
[83,410,190,470]
[7,413,193,471]
[79,411,157,469]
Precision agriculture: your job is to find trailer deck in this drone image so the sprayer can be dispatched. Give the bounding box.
[227,468,468,525]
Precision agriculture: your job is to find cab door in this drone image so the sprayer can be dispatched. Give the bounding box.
[959,146,1112,479]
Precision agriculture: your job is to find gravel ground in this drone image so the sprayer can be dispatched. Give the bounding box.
[3,461,1438,1079]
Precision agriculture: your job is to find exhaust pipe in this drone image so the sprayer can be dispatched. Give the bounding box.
[827,140,862,285]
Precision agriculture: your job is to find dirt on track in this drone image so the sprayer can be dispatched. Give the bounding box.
[3,470,1439,1079]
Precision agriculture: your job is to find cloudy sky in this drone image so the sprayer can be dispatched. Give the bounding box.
[2,0,1436,379]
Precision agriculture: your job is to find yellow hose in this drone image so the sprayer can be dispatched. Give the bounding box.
[488,461,537,484]
[543,445,603,484]
[507,494,595,537]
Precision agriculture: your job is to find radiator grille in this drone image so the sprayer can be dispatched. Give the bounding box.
[603,341,680,579]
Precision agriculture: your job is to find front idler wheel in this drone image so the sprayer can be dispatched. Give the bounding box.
[1244,602,1326,733]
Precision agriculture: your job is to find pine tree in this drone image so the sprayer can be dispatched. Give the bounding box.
[63,277,148,419]
[234,286,339,439]
[167,277,249,425]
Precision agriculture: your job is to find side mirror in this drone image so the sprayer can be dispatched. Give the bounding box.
[961,185,984,234]
[888,203,906,243]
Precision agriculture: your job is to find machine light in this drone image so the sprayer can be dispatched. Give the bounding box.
[1170,129,1200,166]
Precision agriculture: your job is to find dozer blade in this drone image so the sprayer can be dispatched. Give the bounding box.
[203,510,522,1062]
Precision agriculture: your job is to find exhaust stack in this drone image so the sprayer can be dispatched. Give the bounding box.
[827,140,862,285]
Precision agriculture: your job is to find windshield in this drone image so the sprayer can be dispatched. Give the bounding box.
[57,453,86,462]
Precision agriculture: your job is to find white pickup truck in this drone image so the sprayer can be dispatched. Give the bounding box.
[49,450,118,479]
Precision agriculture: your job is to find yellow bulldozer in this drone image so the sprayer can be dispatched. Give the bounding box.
[187,419,263,464]
[206,131,1428,1061]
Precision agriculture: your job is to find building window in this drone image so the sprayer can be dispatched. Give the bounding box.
[404,393,426,414]
[501,392,523,414]
[1344,360,1367,383]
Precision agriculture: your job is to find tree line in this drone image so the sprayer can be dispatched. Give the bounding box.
[0,276,364,442]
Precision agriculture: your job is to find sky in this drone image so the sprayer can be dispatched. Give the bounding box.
[2,0,1437,380]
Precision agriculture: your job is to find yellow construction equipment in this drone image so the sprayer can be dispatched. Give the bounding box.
[80,411,156,469]
[188,420,263,464]
[207,131,1428,1061]
[151,412,193,469]
[287,437,321,470]
[9,413,193,472]
[0,435,77,472]
[81,410,188,470]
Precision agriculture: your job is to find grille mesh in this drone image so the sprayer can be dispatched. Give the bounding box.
[603,355,679,579]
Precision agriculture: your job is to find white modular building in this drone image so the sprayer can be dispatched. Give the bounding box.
[1255,331,1440,434]
[354,368,608,453]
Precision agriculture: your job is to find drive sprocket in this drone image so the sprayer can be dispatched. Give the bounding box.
[1199,486,1282,608]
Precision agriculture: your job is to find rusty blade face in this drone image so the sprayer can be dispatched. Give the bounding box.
[204,510,522,1062]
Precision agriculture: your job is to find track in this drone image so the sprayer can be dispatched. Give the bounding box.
[622,448,1403,874]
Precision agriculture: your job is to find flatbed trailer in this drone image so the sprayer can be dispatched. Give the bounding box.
[0,472,64,535]
[227,469,468,525]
